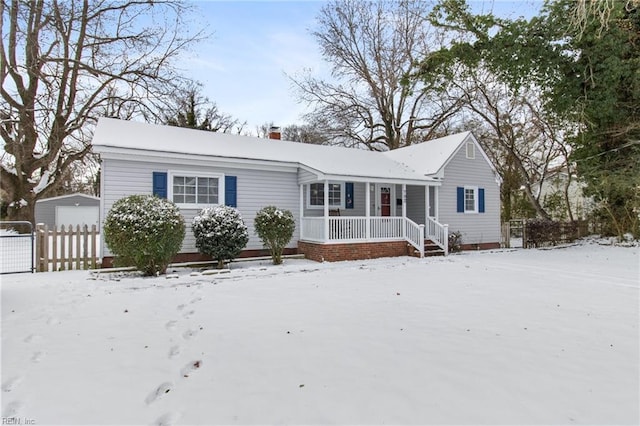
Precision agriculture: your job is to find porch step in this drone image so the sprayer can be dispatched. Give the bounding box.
[424,240,445,257]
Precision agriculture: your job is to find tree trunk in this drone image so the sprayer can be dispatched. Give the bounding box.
[6,192,37,224]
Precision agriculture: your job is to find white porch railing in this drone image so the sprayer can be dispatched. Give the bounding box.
[426,216,449,255]
[301,216,426,257]
[404,219,425,257]
[301,217,325,241]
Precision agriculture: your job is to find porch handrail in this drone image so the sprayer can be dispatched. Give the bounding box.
[426,216,449,255]
[404,218,425,258]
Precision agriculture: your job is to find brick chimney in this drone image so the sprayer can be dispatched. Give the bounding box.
[268,126,281,140]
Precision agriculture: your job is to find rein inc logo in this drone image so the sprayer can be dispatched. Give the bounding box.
[2,418,35,425]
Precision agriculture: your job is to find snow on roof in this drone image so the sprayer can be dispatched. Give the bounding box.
[35,193,100,203]
[92,118,432,183]
[382,132,472,176]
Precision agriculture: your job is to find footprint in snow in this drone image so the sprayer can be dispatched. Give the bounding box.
[154,411,181,426]
[189,296,202,304]
[165,320,178,331]
[2,376,23,393]
[180,360,202,378]
[145,382,173,405]
[182,329,200,340]
[176,304,185,311]
[168,345,181,359]
[2,400,24,417]
[182,310,195,319]
[46,316,61,325]
[23,334,42,343]
[31,351,46,363]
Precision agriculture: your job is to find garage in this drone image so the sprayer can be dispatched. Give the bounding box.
[35,193,100,230]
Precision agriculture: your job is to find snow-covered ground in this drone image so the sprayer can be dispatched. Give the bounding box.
[1,241,638,425]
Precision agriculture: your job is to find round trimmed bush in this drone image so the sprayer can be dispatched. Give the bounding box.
[254,206,295,265]
[192,205,249,268]
[104,195,185,276]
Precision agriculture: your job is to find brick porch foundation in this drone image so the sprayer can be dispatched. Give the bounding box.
[298,240,411,262]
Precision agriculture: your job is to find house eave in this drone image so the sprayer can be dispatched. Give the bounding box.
[94,145,300,173]
[302,173,440,186]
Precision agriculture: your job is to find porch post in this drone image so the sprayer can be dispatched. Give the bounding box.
[299,184,304,240]
[365,181,371,239]
[402,184,407,238]
[434,186,439,220]
[425,185,430,222]
[401,184,407,218]
[323,179,329,241]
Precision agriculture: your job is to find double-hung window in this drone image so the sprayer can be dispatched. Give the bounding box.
[308,182,343,208]
[171,172,223,207]
[464,187,477,213]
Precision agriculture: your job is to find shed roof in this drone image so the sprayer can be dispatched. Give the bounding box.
[35,193,100,204]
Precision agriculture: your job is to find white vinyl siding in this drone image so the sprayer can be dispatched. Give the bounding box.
[405,185,426,224]
[438,140,501,245]
[100,158,300,257]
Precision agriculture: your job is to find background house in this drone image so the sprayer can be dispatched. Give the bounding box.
[35,193,100,230]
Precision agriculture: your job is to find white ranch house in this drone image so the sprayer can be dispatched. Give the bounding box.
[92,118,501,265]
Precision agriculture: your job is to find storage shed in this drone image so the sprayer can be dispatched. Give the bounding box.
[35,193,100,230]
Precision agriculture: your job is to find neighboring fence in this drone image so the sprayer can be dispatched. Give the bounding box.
[0,221,34,274]
[501,219,525,248]
[35,224,100,272]
[524,219,589,248]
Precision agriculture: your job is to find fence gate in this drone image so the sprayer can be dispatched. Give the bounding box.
[501,219,525,248]
[0,221,34,274]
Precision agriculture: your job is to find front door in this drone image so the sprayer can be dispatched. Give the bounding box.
[380,186,391,217]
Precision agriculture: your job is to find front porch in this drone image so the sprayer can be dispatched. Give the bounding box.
[297,180,449,262]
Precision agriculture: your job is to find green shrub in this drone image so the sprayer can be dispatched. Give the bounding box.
[192,206,249,268]
[104,195,185,276]
[254,206,295,265]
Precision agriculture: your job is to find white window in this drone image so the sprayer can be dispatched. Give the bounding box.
[466,141,475,159]
[464,186,478,213]
[307,182,344,209]
[170,171,224,208]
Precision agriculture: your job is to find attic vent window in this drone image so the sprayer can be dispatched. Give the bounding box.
[466,141,475,159]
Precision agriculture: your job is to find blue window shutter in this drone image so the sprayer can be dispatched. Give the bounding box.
[225,175,237,207]
[479,188,485,213]
[345,182,354,209]
[152,172,167,199]
[456,187,464,213]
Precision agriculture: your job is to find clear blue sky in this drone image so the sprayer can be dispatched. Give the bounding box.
[181,0,543,133]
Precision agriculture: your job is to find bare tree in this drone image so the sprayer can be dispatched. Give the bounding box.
[290,0,461,151]
[447,68,575,220]
[163,82,245,133]
[0,0,206,223]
